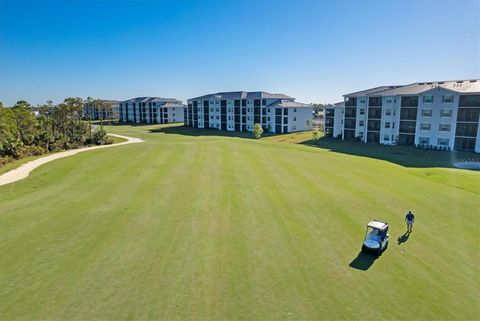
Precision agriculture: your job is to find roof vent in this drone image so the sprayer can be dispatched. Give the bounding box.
[418,83,424,85]
[456,81,464,83]
[438,82,444,84]
[426,82,432,85]
[470,80,477,83]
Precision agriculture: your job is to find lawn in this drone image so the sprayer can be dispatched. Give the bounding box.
[0,124,478,320]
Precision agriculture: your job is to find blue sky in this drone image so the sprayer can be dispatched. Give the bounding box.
[0,0,478,106]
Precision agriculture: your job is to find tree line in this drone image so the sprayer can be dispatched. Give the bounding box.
[0,98,111,166]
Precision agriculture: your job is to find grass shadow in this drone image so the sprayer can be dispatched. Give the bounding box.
[301,137,477,169]
[148,124,282,139]
[349,252,378,271]
[397,231,410,245]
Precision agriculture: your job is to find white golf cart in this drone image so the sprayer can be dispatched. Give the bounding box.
[361,220,389,255]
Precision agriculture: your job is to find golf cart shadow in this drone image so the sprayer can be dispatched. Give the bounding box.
[349,252,378,271]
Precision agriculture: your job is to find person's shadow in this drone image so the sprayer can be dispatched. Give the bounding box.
[349,252,377,271]
[397,231,410,245]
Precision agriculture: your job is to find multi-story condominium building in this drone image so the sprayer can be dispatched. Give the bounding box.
[326,80,480,153]
[324,101,344,138]
[119,97,185,124]
[83,100,120,120]
[185,91,312,133]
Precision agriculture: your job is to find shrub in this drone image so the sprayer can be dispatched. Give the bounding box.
[252,123,264,139]
[92,128,108,145]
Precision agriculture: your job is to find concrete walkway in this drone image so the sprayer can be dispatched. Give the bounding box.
[0,134,144,187]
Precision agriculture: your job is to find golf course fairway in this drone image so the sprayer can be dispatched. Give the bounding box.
[0,124,478,320]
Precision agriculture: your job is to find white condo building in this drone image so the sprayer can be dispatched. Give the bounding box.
[119,97,185,124]
[325,80,480,153]
[185,91,312,133]
[83,100,120,120]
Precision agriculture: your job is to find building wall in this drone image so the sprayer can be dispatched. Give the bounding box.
[414,88,458,150]
[120,102,184,124]
[340,90,480,153]
[186,97,312,134]
[83,103,119,120]
[379,96,400,144]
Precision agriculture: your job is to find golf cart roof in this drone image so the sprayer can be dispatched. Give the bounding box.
[367,220,389,230]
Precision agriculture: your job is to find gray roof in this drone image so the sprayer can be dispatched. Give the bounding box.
[268,99,311,108]
[344,86,401,98]
[188,91,294,101]
[378,79,480,96]
[122,97,183,105]
[162,102,185,108]
[326,101,345,108]
[344,79,480,97]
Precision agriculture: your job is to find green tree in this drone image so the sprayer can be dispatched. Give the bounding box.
[306,119,311,130]
[312,131,321,145]
[253,123,264,139]
[13,100,32,110]
[11,103,37,146]
[96,100,113,127]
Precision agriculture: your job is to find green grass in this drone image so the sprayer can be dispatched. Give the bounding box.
[0,124,479,320]
[107,134,127,144]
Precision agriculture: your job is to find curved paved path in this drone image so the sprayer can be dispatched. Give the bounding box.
[0,134,144,187]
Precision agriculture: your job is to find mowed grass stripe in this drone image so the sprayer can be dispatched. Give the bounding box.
[0,124,478,320]
[0,144,189,319]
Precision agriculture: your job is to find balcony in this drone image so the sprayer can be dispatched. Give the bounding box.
[459,95,480,107]
[345,107,356,118]
[368,107,382,119]
[368,97,382,107]
[401,96,419,107]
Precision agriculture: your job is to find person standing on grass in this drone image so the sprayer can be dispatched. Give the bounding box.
[405,210,415,232]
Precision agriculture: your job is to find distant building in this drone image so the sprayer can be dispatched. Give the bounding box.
[327,80,480,153]
[324,102,344,138]
[185,91,313,133]
[83,100,120,120]
[119,97,185,124]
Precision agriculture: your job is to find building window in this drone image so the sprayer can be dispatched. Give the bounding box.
[359,108,365,115]
[359,120,364,126]
[386,98,393,104]
[437,138,449,146]
[442,95,454,103]
[360,99,365,104]
[440,109,452,117]
[385,109,392,116]
[419,137,430,145]
[423,95,434,104]
[262,99,266,105]
[439,124,451,132]
[292,125,296,131]
[294,108,297,112]
[267,108,271,113]
[422,109,432,117]
[420,123,431,131]
[385,122,391,128]
[293,117,296,121]
[383,135,390,141]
